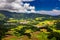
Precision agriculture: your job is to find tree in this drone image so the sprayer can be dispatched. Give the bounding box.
[0,13,6,40]
[0,13,6,21]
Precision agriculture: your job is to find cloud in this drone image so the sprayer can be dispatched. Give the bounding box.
[38,9,60,15]
[0,0,60,16]
[0,0,35,13]
[58,0,60,1]
[22,0,34,2]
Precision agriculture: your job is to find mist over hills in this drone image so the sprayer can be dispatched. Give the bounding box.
[0,10,60,20]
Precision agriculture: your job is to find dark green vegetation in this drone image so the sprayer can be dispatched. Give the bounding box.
[0,11,60,40]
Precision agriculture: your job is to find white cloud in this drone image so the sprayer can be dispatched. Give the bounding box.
[29,6,35,10]
[24,3,30,9]
[0,0,60,16]
[59,0,60,1]
[0,0,35,13]
[38,9,60,15]
[22,0,34,2]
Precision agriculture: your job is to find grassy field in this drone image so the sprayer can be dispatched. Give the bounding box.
[0,13,60,40]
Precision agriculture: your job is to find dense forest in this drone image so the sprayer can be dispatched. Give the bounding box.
[0,11,60,40]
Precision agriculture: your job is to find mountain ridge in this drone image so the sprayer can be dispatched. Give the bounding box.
[0,10,60,19]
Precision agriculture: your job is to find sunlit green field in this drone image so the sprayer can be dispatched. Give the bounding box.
[0,13,60,40]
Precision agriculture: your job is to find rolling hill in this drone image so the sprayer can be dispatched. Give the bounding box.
[0,10,60,20]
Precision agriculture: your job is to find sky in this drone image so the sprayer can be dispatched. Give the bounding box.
[28,0,60,10]
[0,0,60,15]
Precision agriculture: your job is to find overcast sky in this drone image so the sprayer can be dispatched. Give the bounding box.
[0,0,60,15]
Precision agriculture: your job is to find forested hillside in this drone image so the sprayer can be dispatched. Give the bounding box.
[0,11,60,40]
